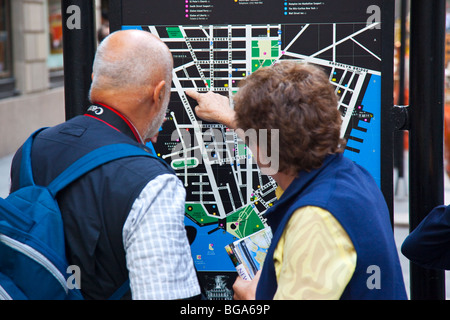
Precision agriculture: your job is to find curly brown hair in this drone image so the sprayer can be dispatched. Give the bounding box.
[233,61,345,175]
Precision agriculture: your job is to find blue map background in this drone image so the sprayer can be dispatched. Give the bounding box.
[344,74,382,187]
[184,218,236,272]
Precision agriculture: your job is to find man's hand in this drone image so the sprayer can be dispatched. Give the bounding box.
[232,270,261,300]
[185,90,237,129]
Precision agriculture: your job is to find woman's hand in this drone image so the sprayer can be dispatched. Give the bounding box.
[232,270,261,300]
[185,90,237,129]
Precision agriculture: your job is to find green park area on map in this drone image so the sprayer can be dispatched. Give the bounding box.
[186,203,264,239]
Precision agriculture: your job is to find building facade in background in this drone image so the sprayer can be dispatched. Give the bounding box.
[0,0,106,158]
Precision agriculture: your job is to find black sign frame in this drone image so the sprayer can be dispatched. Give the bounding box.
[109,0,396,299]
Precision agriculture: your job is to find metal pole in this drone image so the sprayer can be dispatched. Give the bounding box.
[394,0,408,196]
[398,0,407,108]
[409,0,446,300]
[61,0,97,120]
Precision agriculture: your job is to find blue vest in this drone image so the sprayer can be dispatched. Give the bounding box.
[10,105,175,299]
[256,154,407,300]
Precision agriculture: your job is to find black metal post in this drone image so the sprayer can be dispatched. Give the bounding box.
[394,0,408,194]
[409,0,446,300]
[397,0,407,109]
[61,0,97,120]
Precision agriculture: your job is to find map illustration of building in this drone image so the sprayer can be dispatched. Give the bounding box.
[120,0,385,299]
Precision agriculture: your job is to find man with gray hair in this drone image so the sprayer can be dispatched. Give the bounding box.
[9,30,201,300]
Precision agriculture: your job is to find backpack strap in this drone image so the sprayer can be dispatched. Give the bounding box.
[19,128,48,188]
[108,279,130,300]
[47,143,159,198]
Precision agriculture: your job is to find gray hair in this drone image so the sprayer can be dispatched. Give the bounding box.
[90,30,173,99]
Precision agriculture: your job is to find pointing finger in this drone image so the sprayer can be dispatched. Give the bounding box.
[185,89,200,101]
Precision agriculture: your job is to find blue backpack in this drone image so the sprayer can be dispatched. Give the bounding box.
[0,128,160,300]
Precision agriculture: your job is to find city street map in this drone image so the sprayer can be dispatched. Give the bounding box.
[121,0,385,299]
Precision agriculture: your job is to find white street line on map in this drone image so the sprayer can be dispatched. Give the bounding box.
[282,24,309,53]
[350,37,381,61]
[170,111,189,187]
[341,73,367,138]
[172,67,227,218]
[310,22,380,58]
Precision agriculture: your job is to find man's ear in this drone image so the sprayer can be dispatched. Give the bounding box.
[153,80,166,105]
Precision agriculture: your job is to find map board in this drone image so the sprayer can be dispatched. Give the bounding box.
[110,0,394,300]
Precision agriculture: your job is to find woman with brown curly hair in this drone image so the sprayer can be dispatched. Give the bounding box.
[186,61,406,300]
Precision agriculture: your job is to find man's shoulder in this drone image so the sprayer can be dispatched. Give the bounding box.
[106,154,175,182]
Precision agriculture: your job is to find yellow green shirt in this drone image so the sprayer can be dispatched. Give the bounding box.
[272,188,357,300]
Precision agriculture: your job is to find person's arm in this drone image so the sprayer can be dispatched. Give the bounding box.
[185,90,237,129]
[402,205,450,269]
[122,174,201,300]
